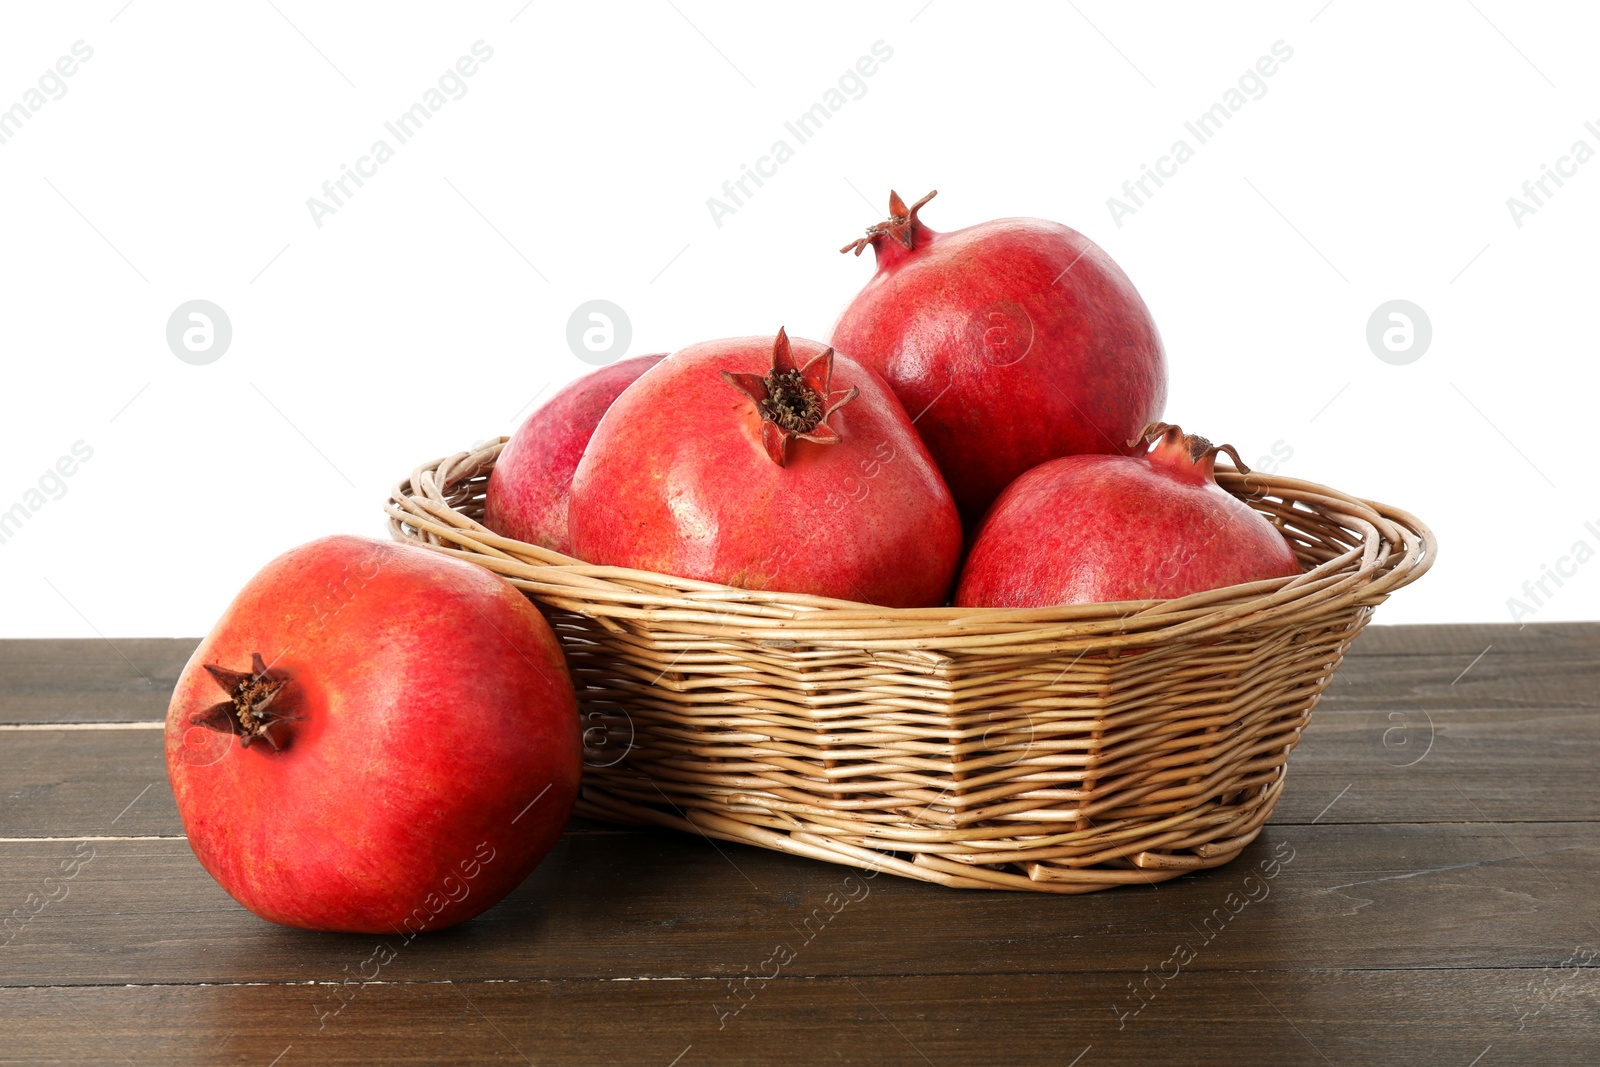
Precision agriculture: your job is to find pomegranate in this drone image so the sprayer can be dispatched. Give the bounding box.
[832,189,1167,526]
[955,424,1301,607]
[164,535,581,933]
[484,353,666,555]
[567,329,962,607]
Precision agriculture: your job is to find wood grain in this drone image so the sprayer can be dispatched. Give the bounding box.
[0,728,174,839]
[1,822,1595,987]
[1318,653,1600,710]
[2,967,1593,1067]
[1347,622,1599,658]
[1274,704,1600,823]
[0,639,194,724]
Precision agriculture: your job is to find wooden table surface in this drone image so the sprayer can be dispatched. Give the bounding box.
[2,623,1596,1066]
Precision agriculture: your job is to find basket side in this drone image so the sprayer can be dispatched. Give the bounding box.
[387,441,1432,892]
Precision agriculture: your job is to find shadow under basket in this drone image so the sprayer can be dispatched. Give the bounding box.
[387,441,1434,893]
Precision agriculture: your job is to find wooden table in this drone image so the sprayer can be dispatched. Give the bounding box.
[2,624,1596,1066]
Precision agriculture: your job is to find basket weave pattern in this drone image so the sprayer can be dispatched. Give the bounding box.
[387,441,1433,893]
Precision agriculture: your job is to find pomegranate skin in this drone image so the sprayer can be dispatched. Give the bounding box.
[832,192,1167,526]
[568,333,963,608]
[485,354,666,555]
[164,535,581,934]
[956,427,1300,608]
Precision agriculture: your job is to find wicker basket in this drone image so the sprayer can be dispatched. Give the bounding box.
[386,440,1433,893]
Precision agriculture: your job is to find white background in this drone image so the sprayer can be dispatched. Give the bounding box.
[1,0,1594,637]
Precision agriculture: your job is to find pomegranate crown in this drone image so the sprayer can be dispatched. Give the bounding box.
[193,651,303,751]
[841,189,937,257]
[1132,422,1249,475]
[721,328,860,467]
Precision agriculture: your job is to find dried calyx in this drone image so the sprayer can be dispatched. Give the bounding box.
[841,189,937,257]
[193,651,301,750]
[1132,422,1248,476]
[721,328,859,467]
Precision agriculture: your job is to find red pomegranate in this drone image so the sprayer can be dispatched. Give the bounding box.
[832,189,1167,526]
[955,424,1301,607]
[567,329,962,607]
[485,353,666,555]
[165,535,581,933]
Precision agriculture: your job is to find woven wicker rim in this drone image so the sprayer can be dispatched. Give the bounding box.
[385,439,1435,653]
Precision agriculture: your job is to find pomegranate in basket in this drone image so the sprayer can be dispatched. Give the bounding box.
[568,329,962,608]
[485,353,666,555]
[956,423,1301,607]
[832,189,1167,527]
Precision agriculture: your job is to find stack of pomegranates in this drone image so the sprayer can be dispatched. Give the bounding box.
[165,189,1302,933]
[489,189,1300,608]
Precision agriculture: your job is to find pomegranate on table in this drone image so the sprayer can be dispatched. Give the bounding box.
[567,329,962,608]
[485,353,666,555]
[165,535,581,934]
[832,189,1167,526]
[955,423,1301,608]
